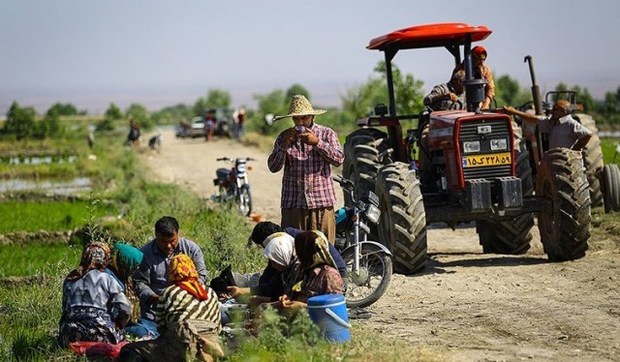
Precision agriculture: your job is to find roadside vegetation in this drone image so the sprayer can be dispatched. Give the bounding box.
[0,117,432,361]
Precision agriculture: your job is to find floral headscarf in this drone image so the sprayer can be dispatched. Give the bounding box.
[66,241,111,281]
[295,230,336,270]
[168,254,208,301]
[109,242,144,282]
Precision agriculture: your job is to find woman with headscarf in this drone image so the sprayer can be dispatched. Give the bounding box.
[278,230,344,311]
[59,242,132,347]
[226,230,301,305]
[105,242,156,339]
[119,254,222,362]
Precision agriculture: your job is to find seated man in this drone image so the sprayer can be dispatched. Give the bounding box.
[133,216,207,337]
[419,70,466,178]
[423,69,466,111]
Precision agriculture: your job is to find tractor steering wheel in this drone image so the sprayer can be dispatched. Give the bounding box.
[448,99,463,110]
[429,99,463,112]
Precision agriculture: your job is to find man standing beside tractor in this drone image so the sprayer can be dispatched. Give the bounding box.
[267,95,344,244]
[504,99,592,151]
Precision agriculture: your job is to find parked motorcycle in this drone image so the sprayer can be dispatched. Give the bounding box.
[213,157,254,216]
[333,174,393,308]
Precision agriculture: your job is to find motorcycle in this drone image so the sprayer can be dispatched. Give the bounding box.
[213,157,254,216]
[333,174,393,308]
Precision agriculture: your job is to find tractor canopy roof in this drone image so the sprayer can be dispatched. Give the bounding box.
[367,22,492,51]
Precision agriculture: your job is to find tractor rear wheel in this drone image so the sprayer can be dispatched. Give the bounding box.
[576,114,604,208]
[602,163,620,213]
[343,128,387,206]
[536,148,590,261]
[477,144,534,254]
[375,162,427,274]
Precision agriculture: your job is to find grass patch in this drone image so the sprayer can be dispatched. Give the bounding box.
[600,137,620,164]
[0,243,82,277]
[0,199,114,233]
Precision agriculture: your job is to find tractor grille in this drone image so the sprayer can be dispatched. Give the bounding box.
[459,119,512,180]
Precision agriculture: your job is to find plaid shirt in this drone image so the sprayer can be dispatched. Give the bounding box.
[268,123,344,209]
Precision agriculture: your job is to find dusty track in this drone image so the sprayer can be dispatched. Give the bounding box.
[144,129,620,362]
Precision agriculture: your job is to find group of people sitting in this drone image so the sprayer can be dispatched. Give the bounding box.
[58,216,346,361]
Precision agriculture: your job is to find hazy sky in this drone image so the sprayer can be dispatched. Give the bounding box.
[1,0,619,115]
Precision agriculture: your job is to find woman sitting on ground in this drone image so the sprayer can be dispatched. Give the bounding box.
[119,254,222,361]
[59,242,132,347]
[105,242,157,339]
[274,230,344,313]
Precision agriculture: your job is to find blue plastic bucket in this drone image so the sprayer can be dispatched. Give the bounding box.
[307,294,351,343]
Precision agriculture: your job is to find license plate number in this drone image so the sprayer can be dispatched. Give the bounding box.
[462,152,511,168]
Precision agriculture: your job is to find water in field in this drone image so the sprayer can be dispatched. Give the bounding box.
[0,154,77,165]
[0,177,91,195]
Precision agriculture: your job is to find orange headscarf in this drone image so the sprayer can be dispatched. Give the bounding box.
[168,254,208,301]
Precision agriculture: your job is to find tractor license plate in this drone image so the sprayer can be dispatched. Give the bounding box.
[462,152,511,168]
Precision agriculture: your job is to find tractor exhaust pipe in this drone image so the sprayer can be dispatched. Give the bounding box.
[524,55,543,115]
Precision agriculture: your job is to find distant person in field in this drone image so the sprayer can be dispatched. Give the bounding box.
[59,242,131,347]
[503,99,592,151]
[127,118,141,146]
[232,106,246,139]
[204,109,216,141]
[268,95,344,244]
[132,216,208,337]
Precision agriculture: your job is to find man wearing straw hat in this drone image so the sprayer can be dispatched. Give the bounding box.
[267,95,344,244]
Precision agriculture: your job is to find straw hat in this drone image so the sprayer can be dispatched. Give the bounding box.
[273,95,326,121]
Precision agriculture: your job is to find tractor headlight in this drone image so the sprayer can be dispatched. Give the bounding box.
[463,141,481,154]
[490,138,508,151]
[366,204,381,224]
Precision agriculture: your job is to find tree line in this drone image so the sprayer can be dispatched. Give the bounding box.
[2,61,620,140]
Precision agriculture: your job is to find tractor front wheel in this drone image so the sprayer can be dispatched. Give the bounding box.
[375,162,427,274]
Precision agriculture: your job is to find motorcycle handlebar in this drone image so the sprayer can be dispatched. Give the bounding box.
[332,174,354,188]
[216,157,255,162]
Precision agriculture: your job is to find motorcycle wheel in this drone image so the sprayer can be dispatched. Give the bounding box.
[237,185,252,217]
[341,242,392,308]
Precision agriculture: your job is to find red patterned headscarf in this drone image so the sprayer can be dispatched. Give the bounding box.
[168,254,208,301]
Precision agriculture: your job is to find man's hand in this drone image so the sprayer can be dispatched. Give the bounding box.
[448,92,458,102]
[298,128,319,146]
[281,128,298,149]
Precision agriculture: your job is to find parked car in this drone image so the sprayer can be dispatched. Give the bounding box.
[176,116,206,138]
[175,109,234,139]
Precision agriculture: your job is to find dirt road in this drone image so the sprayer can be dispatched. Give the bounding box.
[144,129,620,362]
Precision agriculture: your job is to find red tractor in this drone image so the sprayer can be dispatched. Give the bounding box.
[343,23,593,274]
